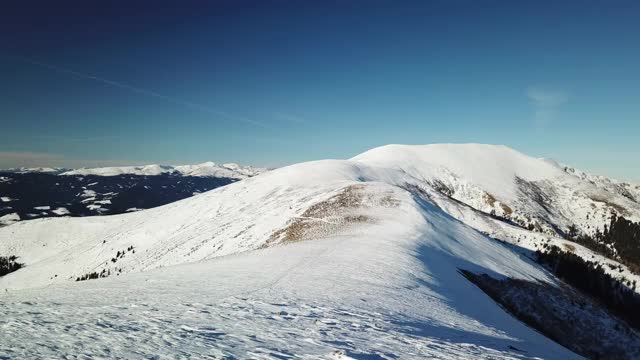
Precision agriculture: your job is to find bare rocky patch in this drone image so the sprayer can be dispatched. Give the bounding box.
[265,184,399,246]
[589,194,630,217]
[483,192,513,216]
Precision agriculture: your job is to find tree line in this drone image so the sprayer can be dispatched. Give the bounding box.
[536,245,640,330]
[0,255,24,277]
[566,214,640,274]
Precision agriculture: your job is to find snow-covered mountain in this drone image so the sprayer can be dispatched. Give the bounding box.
[3,167,69,174]
[353,144,640,237]
[0,162,267,226]
[1,144,639,358]
[560,162,640,203]
[351,144,640,285]
[60,161,266,178]
[2,162,266,178]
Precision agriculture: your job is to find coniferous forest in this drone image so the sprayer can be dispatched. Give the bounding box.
[0,255,24,277]
[566,214,640,274]
[536,245,640,330]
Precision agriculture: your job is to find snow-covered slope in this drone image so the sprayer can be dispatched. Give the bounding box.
[354,144,640,239]
[3,143,640,294]
[3,167,69,174]
[59,162,266,178]
[0,157,580,358]
[351,144,640,286]
[354,144,563,201]
[561,163,640,203]
[0,212,20,226]
[1,227,578,359]
[2,144,639,358]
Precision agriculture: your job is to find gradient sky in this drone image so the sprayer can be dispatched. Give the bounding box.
[1,1,639,180]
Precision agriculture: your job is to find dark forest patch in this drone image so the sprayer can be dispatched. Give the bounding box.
[461,269,640,360]
[566,214,640,274]
[0,255,24,277]
[535,245,640,329]
[0,172,237,223]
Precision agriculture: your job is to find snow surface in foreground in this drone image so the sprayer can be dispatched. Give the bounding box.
[1,217,576,359]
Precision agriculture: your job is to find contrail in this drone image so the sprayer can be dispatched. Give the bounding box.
[6,55,268,128]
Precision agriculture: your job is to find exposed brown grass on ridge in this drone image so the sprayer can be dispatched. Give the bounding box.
[588,194,630,217]
[483,192,513,216]
[562,243,576,253]
[484,193,497,207]
[264,184,399,247]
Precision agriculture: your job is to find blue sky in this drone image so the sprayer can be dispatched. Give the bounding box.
[1,1,639,180]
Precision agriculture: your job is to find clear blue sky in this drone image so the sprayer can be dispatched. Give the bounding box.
[1,1,638,180]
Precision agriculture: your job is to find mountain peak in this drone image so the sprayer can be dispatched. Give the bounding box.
[352,143,565,202]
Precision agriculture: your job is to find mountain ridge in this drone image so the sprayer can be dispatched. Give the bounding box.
[2,161,267,178]
[2,143,640,358]
[2,143,639,289]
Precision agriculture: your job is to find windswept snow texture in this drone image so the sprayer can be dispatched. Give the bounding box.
[2,242,577,359]
[1,144,639,358]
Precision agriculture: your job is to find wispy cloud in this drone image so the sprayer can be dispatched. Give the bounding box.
[526,87,569,127]
[6,55,269,129]
[28,134,125,144]
[273,112,310,125]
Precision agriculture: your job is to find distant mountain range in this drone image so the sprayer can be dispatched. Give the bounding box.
[3,161,267,178]
[0,162,267,226]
